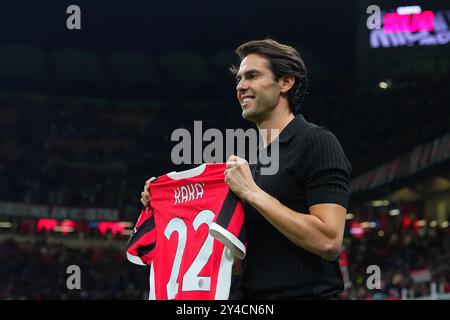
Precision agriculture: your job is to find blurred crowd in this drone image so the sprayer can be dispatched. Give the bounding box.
[1,78,449,216]
[0,60,449,300]
[0,96,247,211]
[0,74,449,211]
[341,226,450,300]
[0,236,148,299]
[1,225,449,300]
[303,74,450,176]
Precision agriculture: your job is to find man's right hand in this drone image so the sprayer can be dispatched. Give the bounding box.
[140,177,156,208]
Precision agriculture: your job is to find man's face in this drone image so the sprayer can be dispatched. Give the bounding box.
[235,53,281,123]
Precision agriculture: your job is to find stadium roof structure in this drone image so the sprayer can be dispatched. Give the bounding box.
[0,44,48,92]
[52,49,106,96]
[157,51,222,99]
[0,43,347,100]
[106,51,161,99]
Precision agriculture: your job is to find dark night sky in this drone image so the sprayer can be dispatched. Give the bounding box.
[0,0,359,70]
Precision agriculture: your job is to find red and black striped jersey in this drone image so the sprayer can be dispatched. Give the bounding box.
[126,163,246,300]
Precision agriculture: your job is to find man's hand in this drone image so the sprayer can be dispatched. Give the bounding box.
[225,155,260,202]
[140,177,156,208]
[232,258,243,276]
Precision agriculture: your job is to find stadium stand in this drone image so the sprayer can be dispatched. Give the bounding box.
[0,44,449,299]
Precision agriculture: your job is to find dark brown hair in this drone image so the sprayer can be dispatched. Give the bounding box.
[230,39,308,114]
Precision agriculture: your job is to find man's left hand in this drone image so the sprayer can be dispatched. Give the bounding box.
[225,155,260,202]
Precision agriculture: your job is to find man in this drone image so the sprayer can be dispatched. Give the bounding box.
[141,39,352,299]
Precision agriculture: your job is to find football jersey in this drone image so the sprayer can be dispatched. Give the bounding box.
[126,163,246,300]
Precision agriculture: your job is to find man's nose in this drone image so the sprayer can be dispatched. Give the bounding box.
[236,79,249,92]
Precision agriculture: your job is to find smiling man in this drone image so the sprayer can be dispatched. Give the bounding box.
[140,39,352,300]
[223,39,352,299]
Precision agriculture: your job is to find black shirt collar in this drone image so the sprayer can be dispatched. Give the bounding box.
[257,114,307,152]
[278,114,306,144]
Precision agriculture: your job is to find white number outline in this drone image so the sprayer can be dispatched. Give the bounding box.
[164,218,186,300]
[163,210,215,299]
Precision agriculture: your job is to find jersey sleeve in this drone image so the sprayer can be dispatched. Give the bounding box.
[126,208,157,266]
[209,190,246,260]
[302,127,352,209]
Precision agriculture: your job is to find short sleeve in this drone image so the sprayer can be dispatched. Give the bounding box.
[209,190,246,260]
[126,208,157,266]
[302,127,352,209]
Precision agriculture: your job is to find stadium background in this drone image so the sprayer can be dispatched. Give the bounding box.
[0,0,449,300]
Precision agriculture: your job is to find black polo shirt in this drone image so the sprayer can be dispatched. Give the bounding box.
[239,114,352,299]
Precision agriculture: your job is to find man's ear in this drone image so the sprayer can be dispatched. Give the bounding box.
[279,75,295,94]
